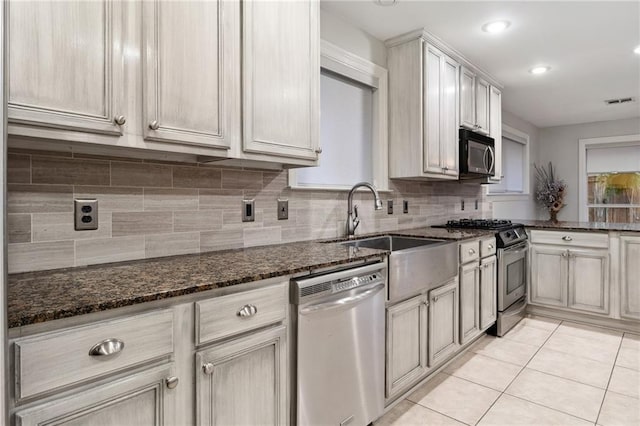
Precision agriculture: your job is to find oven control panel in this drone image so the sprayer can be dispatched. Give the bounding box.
[497,225,528,248]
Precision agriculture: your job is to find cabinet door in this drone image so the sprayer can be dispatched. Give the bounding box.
[480,255,498,329]
[15,364,176,426]
[620,236,640,320]
[488,86,502,182]
[568,249,610,314]
[428,279,459,367]
[8,0,124,135]
[423,44,444,174]
[196,326,286,426]
[386,295,428,399]
[242,0,320,161]
[459,262,480,344]
[475,78,490,135]
[440,54,460,177]
[530,245,568,307]
[459,67,476,130]
[142,0,240,150]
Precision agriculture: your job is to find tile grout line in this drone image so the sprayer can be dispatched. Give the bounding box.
[595,333,625,424]
[404,396,474,426]
[473,319,562,425]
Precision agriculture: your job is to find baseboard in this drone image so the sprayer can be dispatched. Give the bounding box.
[527,305,640,334]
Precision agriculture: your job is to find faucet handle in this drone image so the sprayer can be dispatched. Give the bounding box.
[353,205,359,218]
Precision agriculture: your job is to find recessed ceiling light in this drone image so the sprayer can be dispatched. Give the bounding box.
[634,45,640,55]
[529,66,551,75]
[374,0,397,6]
[482,20,511,33]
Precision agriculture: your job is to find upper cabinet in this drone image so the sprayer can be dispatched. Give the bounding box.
[242,0,320,162]
[7,0,319,168]
[387,30,502,180]
[142,0,240,152]
[8,0,125,135]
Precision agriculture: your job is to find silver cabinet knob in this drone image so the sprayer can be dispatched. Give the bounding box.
[443,167,449,171]
[488,244,494,249]
[315,147,322,154]
[88,338,124,357]
[237,304,258,317]
[149,120,160,130]
[166,376,179,389]
[433,296,439,302]
[114,115,126,126]
[561,251,568,257]
[468,248,476,255]
[202,362,214,375]
[562,236,573,242]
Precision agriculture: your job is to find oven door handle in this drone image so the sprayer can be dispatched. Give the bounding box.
[504,247,528,256]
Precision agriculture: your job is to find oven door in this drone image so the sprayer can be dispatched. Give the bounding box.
[497,242,528,311]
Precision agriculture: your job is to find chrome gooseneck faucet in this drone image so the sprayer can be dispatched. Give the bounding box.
[346,182,383,237]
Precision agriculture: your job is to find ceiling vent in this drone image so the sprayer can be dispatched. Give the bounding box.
[604,97,636,105]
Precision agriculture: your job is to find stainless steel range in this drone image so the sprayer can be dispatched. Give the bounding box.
[434,219,529,336]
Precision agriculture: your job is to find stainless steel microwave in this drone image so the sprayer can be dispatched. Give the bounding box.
[459,129,495,179]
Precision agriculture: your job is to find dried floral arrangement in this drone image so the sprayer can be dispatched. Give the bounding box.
[534,162,566,222]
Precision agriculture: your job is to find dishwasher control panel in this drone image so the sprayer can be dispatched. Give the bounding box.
[333,273,381,292]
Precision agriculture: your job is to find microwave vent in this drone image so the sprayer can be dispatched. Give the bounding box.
[604,97,635,105]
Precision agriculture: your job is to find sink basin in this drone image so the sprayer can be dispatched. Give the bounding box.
[342,236,446,251]
[343,235,458,303]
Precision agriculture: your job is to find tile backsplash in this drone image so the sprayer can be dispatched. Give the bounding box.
[7,148,491,273]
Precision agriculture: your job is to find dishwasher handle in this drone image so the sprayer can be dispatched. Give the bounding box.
[299,283,385,315]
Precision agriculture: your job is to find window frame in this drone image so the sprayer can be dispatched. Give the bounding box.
[288,40,389,191]
[578,134,640,221]
[487,124,530,199]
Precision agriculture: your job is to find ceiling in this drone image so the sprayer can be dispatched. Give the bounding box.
[321,1,640,128]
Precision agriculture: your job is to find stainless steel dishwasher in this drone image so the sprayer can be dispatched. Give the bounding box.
[292,262,386,426]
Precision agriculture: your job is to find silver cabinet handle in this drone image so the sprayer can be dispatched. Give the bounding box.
[202,363,214,375]
[562,236,573,242]
[315,147,322,154]
[114,115,126,126]
[88,338,124,357]
[468,248,476,255]
[237,304,258,317]
[149,120,160,130]
[166,376,179,389]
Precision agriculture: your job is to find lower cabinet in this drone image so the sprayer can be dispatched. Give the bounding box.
[530,243,609,315]
[428,278,459,366]
[479,255,498,329]
[195,325,287,426]
[385,295,428,399]
[459,262,480,344]
[620,236,640,320]
[15,364,177,426]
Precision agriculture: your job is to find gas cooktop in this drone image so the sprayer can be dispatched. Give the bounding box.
[433,219,518,231]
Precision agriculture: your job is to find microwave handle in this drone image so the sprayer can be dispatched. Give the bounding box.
[487,146,495,174]
[482,146,489,171]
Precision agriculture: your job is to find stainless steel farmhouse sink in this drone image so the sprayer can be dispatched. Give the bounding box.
[342,236,458,302]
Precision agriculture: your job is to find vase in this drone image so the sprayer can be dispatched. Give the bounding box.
[548,209,559,223]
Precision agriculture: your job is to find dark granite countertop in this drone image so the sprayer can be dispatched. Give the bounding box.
[515,220,640,233]
[8,227,488,328]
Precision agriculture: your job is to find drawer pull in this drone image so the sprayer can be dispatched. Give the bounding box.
[562,236,573,242]
[237,304,258,318]
[113,115,126,126]
[149,120,160,130]
[488,244,494,250]
[166,376,179,389]
[88,338,124,357]
[203,362,214,375]
[468,248,476,255]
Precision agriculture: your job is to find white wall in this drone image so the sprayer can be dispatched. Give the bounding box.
[538,117,640,221]
[320,8,387,67]
[491,110,541,220]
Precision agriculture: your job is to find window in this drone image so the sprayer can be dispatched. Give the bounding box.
[289,41,388,191]
[581,141,640,223]
[488,125,530,195]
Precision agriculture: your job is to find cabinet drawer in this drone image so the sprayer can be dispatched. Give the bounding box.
[460,240,480,264]
[196,283,287,345]
[530,230,608,248]
[14,309,174,400]
[480,237,497,258]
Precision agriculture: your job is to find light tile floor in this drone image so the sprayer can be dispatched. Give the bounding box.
[375,316,640,426]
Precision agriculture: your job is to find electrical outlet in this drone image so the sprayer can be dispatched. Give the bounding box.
[387,200,394,215]
[461,199,465,211]
[242,199,255,222]
[277,199,288,220]
[403,200,409,214]
[74,198,98,231]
